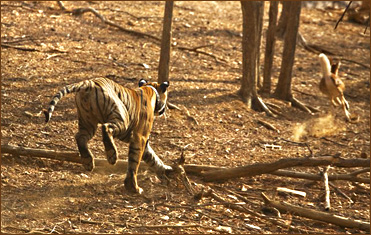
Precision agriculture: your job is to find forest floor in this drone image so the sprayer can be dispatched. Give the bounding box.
[1,1,370,234]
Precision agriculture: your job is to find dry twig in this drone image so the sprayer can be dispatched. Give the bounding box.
[257,119,280,133]
[334,1,353,30]
[320,166,331,210]
[329,182,354,204]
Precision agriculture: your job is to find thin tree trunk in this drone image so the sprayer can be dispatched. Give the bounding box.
[158,1,173,84]
[256,2,264,89]
[273,2,301,100]
[276,1,290,39]
[239,1,263,107]
[262,1,278,94]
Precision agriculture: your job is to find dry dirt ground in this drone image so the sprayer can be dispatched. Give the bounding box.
[1,1,370,234]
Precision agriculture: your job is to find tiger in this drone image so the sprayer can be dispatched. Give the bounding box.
[44,77,172,194]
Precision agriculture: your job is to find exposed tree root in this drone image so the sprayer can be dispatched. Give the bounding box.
[252,96,276,117]
[289,96,315,114]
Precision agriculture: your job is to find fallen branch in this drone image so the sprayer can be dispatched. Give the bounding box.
[329,182,354,204]
[177,45,227,64]
[80,219,201,229]
[276,187,306,197]
[3,145,369,182]
[270,169,370,184]
[57,2,161,42]
[56,2,232,66]
[1,43,39,52]
[1,43,68,53]
[321,166,331,210]
[202,155,370,182]
[261,192,370,231]
[338,58,370,69]
[1,144,81,163]
[199,188,310,233]
[289,96,315,114]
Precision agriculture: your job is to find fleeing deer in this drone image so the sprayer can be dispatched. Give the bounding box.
[318,53,351,121]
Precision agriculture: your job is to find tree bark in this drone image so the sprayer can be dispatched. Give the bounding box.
[273,2,301,100]
[262,1,278,95]
[239,1,263,107]
[276,1,290,39]
[157,1,173,84]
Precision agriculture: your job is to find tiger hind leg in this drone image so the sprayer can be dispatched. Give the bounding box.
[102,123,119,165]
[143,141,173,180]
[75,125,97,171]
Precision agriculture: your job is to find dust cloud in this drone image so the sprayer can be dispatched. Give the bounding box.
[292,114,345,141]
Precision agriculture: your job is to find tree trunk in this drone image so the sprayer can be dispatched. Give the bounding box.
[239,1,264,108]
[262,1,278,94]
[276,1,290,39]
[273,2,301,100]
[157,1,173,84]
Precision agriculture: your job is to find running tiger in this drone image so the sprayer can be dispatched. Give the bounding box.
[44,77,172,194]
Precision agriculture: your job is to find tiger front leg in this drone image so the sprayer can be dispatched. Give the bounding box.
[124,137,146,194]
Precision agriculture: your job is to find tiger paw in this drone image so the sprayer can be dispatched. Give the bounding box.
[102,124,118,164]
[125,184,143,194]
[124,178,143,194]
[81,157,95,171]
[106,149,117,165]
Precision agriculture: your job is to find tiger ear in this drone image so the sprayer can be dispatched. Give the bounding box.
[139,79,147,87]
[160,81,169,92]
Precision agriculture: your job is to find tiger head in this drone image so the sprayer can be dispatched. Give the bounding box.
[139,79,169,116]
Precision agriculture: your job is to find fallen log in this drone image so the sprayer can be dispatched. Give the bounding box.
[2,145,369,183]
[261,192,370,231]
[202,156,370,182]
[1,144,81,163]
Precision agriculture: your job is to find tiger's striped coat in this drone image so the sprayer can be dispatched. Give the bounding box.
[44,78,171,194]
